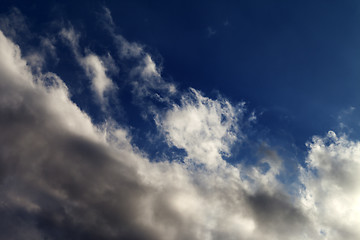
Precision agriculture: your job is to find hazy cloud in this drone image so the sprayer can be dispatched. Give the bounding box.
[0,7,29,40]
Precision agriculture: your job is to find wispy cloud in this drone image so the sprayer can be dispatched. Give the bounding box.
[207,26,217,37]
[101,7,176,104]
[60,27,116,108]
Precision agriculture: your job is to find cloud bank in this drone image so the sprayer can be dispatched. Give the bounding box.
[0,8,360,240]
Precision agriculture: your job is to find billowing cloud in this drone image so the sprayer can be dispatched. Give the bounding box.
[300,131,360,239]
[1,8,360,240]
[159,88,242,169]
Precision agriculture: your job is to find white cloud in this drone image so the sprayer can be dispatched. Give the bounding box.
[137,54,161,79]
[115,34,144,58]
[159,88,242,169]
[101,8,176,104]
[0,29,319,240]
[131,54,176,100]
[60,27,115,107]
[102,7,144,59]
[301,131,360,239]
[82,54,114,104]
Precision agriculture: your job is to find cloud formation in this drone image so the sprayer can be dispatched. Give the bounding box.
[0,8,360,240]
[159,88,242,169]
[300,131,360,239]
[60,27,115,107]
[101,7,176,103]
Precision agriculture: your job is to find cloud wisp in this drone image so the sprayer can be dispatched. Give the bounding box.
[60,27,116,109]
[0,8,360,240]
[102,7,176,104]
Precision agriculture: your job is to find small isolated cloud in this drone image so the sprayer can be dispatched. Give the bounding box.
[337,106,356,131]
[131,54,176,100]
[60,27,115,108]
[207,26,217,37]
[101,8,176,106]
[82,54,114,103]
[102,7,144,59]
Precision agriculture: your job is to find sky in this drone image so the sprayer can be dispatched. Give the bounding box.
[1,1,360,239]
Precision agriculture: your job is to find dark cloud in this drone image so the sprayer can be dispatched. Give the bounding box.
[246,192,310,237]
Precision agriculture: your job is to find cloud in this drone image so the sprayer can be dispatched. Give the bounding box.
[0,28,320,240]
[300,131,360,239]
[159,88,242,169]
[102,8,176,104]
[24,37,58,73]
[0,8,57,73]
[0,28,159,239]
[60,27,115,107]
[207,27,217,37]
[130,54,176,101]
[115,34,144,59]
[1,8,360,240]
[0,7,29,41]
[102,7,143,59]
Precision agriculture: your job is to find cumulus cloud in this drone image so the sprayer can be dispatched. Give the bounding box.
[1,8,360,240]
[300,131,360,239]
[159,88,242,169]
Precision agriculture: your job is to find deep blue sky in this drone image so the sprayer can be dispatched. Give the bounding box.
[2,0,360,159]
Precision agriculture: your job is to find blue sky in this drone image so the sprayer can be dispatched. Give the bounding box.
[1,1,360,239]
[3,0,360,149]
